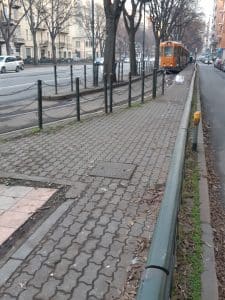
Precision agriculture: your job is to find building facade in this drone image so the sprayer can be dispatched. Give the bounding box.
[212,0,225,58]
[0,0,102,60]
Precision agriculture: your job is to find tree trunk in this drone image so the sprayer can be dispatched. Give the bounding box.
[32,32,38,65]
[104,17,117,81]
[154,37,160,69]
[51,38,57,65]
[129,30,137,76]
[5,39,11,55]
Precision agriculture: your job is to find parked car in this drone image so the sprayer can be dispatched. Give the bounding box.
[94,57,104,65]
[124,57,130,63]
[214,58,222,70]
[0,56,20,73]
[24,57,34,64]
[16,56,24,70]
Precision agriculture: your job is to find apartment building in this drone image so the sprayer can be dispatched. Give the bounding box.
[0,0,102,60]
[212,0,225,57]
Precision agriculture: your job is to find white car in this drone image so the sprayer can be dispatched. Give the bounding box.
[0,56,20,73]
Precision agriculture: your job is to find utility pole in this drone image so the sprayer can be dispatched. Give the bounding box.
[142,1,146,72]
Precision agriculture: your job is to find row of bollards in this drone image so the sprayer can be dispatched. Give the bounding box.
[37,68,166,130]
[52,62,154,95]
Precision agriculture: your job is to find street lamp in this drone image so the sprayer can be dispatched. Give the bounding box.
[91,0,96,86]
[142,0,150,72]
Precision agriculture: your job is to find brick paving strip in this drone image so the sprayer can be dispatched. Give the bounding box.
[0,185,57,246]
[0,66,194,299]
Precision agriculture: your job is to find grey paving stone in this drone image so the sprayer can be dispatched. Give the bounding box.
[70,282,91,300]
[57,269,81,294]
[35,278,60,300]
[17,286,39,300]
[0,66,194,298]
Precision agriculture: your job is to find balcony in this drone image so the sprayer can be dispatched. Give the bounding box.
[57,42,66,48]
[59,28,69,34]
[37,24,47,31]
[40,40,49,48]
[11,1,21,9]
[13,37,25,45]
[0,34,5,45]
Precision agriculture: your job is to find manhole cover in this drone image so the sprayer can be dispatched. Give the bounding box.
[89,162,136,180]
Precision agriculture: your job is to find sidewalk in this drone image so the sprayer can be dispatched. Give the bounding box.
[0,65,193,299]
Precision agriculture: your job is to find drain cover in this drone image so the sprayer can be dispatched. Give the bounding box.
[89,162,136,180]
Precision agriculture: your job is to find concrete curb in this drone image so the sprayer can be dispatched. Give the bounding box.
[197,80,219,299]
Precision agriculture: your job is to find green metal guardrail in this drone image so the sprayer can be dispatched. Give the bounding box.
[137,67,196,300]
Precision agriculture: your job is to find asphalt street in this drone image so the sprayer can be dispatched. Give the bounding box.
[0,63,131,104]
[199,63,225,202]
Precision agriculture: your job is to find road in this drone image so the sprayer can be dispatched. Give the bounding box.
[0,63,131,104]
[0,72,164,134]
[199,62,225,200]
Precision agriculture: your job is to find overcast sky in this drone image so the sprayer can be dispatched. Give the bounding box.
[198,0,213,19]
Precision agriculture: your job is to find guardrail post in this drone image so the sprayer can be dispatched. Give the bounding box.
[128,72,131,107]
[109,73,113,113]
[152,67,157,98]
[54,65,58,94]
[70,64,73,92]
[75,77,80,121]
[84,65,87,89]
[162,69,165,95]
[37,80,43,130]
[104,73,108,114]
[141,70,145,103]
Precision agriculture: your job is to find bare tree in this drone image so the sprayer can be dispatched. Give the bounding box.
[123,0,143,75]
[103,0,126,81]
[147,0,191,69]
[116,18,129,60]
[181,12,204,55]
[76,2,106,57]
[0,0,27,54]
[21,0,46,64]
[42,0,76,64]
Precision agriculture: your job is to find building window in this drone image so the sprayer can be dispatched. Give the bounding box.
[76,41,80,48]
[26,48,31,58]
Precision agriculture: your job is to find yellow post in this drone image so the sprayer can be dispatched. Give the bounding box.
[192,111,201,151]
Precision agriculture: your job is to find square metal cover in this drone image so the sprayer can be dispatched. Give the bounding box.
[89,162,136,180]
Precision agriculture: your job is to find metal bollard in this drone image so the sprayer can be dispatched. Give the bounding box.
[95,64,99,86]
[84,65,87,89]
[54,65,58,94]
[104,73,108,114]
[121,62,124,81]
[192,111,201,151]
[109,73,113,113]
[162,69,166,95]
[128,72,131,107]
[75,77,80,121]
[37,80,43,129]
[70,65,73,92]
[141,70,145,103]
[152,67,157,98]
[117,62,121,83]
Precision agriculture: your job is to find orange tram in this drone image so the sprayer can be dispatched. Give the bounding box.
[160,41,189,72]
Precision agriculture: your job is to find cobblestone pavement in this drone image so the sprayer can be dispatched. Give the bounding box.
[0,66,193,299]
